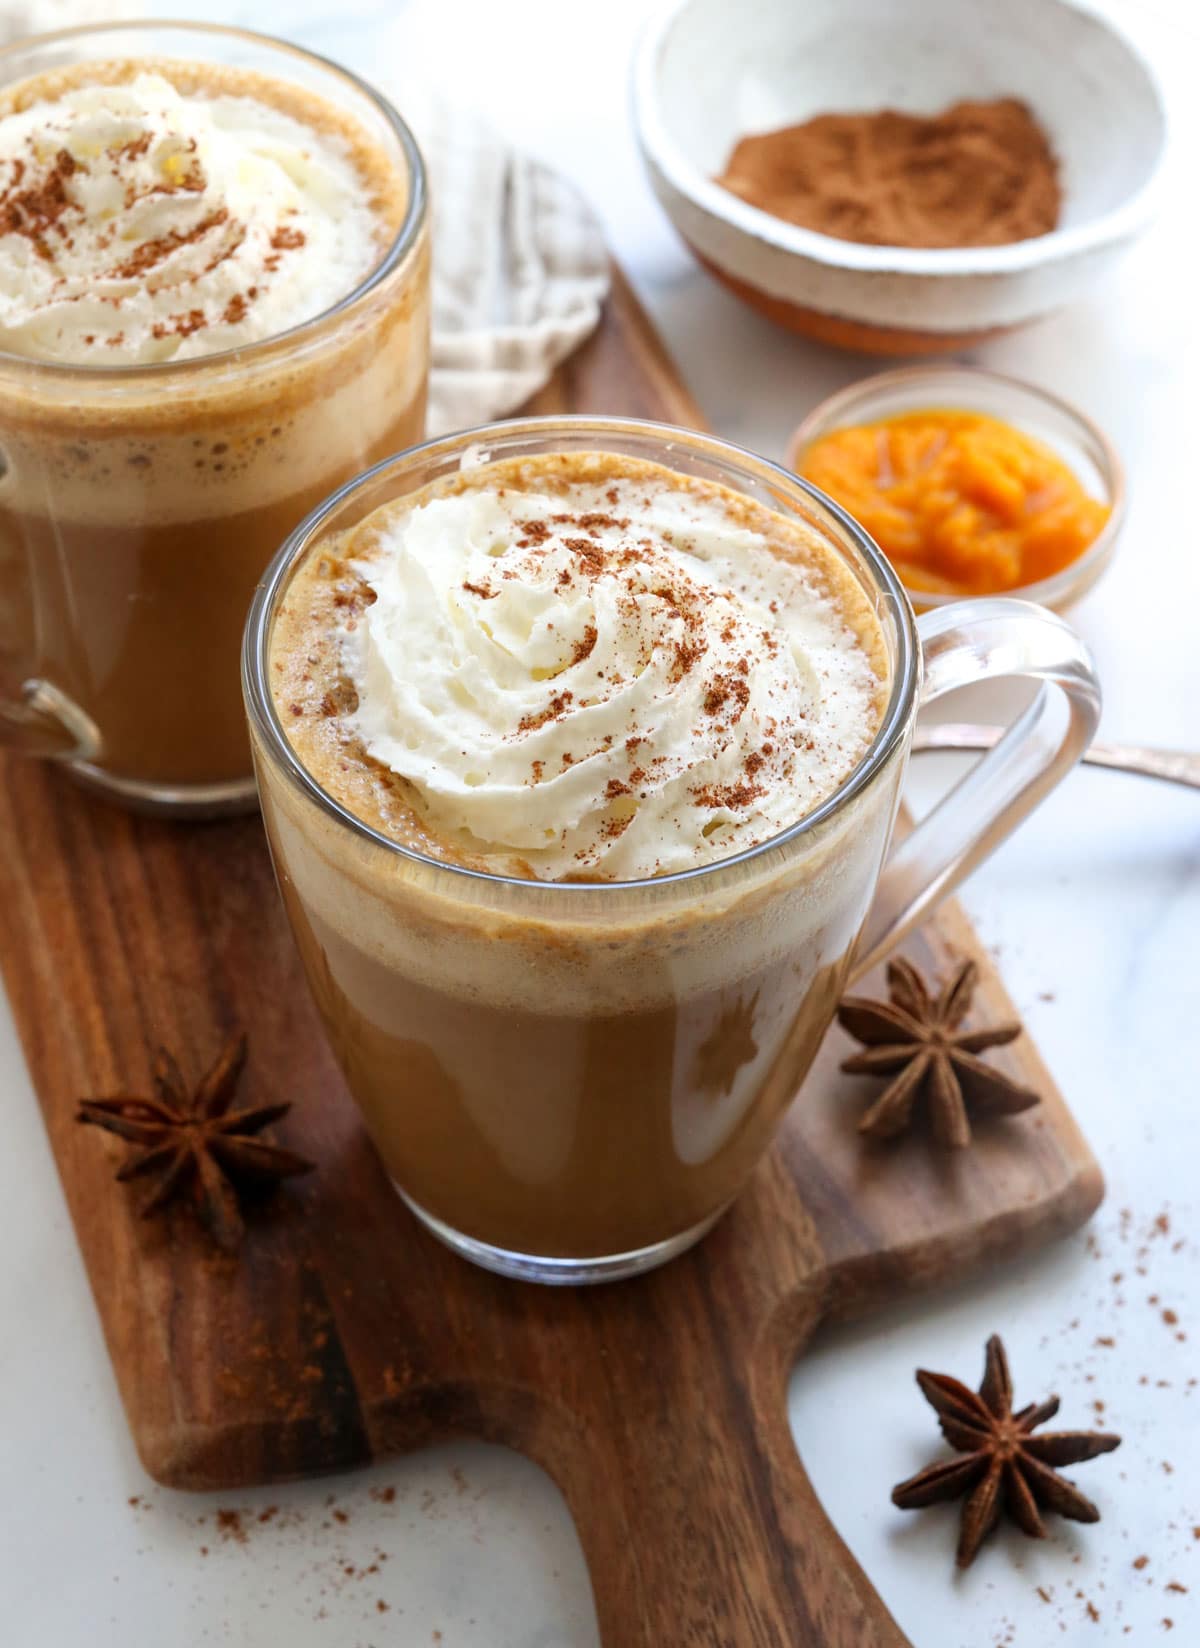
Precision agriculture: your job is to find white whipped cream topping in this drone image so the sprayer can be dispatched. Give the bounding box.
[346,475,882,880]
[0,72,384,364]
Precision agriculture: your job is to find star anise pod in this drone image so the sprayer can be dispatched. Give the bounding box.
[836,956,1039,1148]
[892,1334,1121,1568]
[77,1035,314,1253]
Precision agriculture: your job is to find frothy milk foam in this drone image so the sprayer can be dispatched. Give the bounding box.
[267,454,896,1015]
[347,474,880,878]
[0,61,414,529]
[0,70,381,364]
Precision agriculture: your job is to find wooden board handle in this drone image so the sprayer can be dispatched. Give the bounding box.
[504,1275,912,1648]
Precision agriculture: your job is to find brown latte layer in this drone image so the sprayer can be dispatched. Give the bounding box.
[258,453,901,1259]
[0,60,429,790]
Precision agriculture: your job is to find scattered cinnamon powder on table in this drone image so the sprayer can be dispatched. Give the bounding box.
[716,98,1060,250]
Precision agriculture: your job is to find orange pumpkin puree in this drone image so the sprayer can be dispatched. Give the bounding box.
[799,410,1110,596]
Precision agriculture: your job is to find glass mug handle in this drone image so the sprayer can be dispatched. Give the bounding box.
[0,676,99,760]
[850,597,1102,982]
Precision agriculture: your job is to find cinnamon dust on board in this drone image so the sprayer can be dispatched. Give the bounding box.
[716,98,1061,249]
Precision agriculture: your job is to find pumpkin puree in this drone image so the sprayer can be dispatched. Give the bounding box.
[799,410,1110,596]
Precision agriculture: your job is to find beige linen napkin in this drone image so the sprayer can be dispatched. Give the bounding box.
[384,81,610,435]
[0,5,611,435]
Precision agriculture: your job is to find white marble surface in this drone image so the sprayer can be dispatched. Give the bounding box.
[2,1,1198,1644]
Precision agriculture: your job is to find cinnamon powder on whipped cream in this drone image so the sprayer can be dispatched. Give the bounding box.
[0,67,385,363]
[271,453,889,882]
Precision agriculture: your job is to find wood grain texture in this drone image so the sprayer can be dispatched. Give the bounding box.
[0,265,1102,1647]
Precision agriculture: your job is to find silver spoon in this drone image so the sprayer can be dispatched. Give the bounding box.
[910,723,1200,791]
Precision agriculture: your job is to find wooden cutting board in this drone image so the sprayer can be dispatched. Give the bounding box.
[0,269,1102,1648]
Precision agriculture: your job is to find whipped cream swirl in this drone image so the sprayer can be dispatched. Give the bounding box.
[0,72,384,364]
[347,474,882,880]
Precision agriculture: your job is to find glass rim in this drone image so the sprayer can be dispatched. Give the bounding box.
[242,414,920,897]
[0,19,428,381]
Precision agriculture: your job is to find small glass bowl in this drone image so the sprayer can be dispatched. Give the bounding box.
[786,365,1125,613]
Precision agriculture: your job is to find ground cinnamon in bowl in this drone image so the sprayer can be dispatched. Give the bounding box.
[716,98,1061,250]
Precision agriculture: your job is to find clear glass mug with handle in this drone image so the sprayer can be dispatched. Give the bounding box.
[0,21,430,816]
[243,417,1100,1284]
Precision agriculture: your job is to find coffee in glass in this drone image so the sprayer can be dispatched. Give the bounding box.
[245,418,1101,1283]
[0,23,430,813]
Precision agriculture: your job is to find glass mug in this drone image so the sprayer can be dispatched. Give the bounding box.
[243,418,1101,1284]
[0,22,429,816]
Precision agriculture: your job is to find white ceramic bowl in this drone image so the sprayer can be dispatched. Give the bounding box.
[633,0,1167,354]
